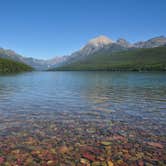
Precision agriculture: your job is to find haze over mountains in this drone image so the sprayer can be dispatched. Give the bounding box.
[0,35,166,70]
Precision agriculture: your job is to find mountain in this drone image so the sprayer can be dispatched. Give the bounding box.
[117,38,132,48]
[71,35,114,57]
[53,46,166,71]
[0,48,45,69]
[68,35,166,60]
[0,48,66,70]
[88,35,114,47]
[50,35,166,71]
[1,35,166,71]
[134,36,166,48]
[71,35,131,56]
[61,36,129,66]
[43,56,68,68]
[69,35,166,60]
[0,57,33,73]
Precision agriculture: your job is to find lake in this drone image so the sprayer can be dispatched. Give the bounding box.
[0,71,166,165]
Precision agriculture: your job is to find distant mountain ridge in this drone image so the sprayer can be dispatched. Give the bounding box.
[0,48,67,70]
[53,46,166,71]
[134,36,166,48]
[55,36,128,67]
[0,35,166,70]
[60,35,166,67]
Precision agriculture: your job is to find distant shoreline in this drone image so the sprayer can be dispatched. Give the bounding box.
[48,69,166,72]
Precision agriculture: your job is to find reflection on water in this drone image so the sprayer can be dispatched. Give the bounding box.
[0,71,166,165]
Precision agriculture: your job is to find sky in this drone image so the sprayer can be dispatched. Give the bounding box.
[0,0,166,59]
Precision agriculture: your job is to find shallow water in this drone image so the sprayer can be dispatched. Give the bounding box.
[0,71,166,165]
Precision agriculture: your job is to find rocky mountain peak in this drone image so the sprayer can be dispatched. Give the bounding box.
[134,36,166,48]
[88,35,114,47]
[148,36,166,43]
[117,38,131,47]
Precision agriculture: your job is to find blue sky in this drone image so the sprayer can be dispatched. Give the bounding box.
[0,0,165,59]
